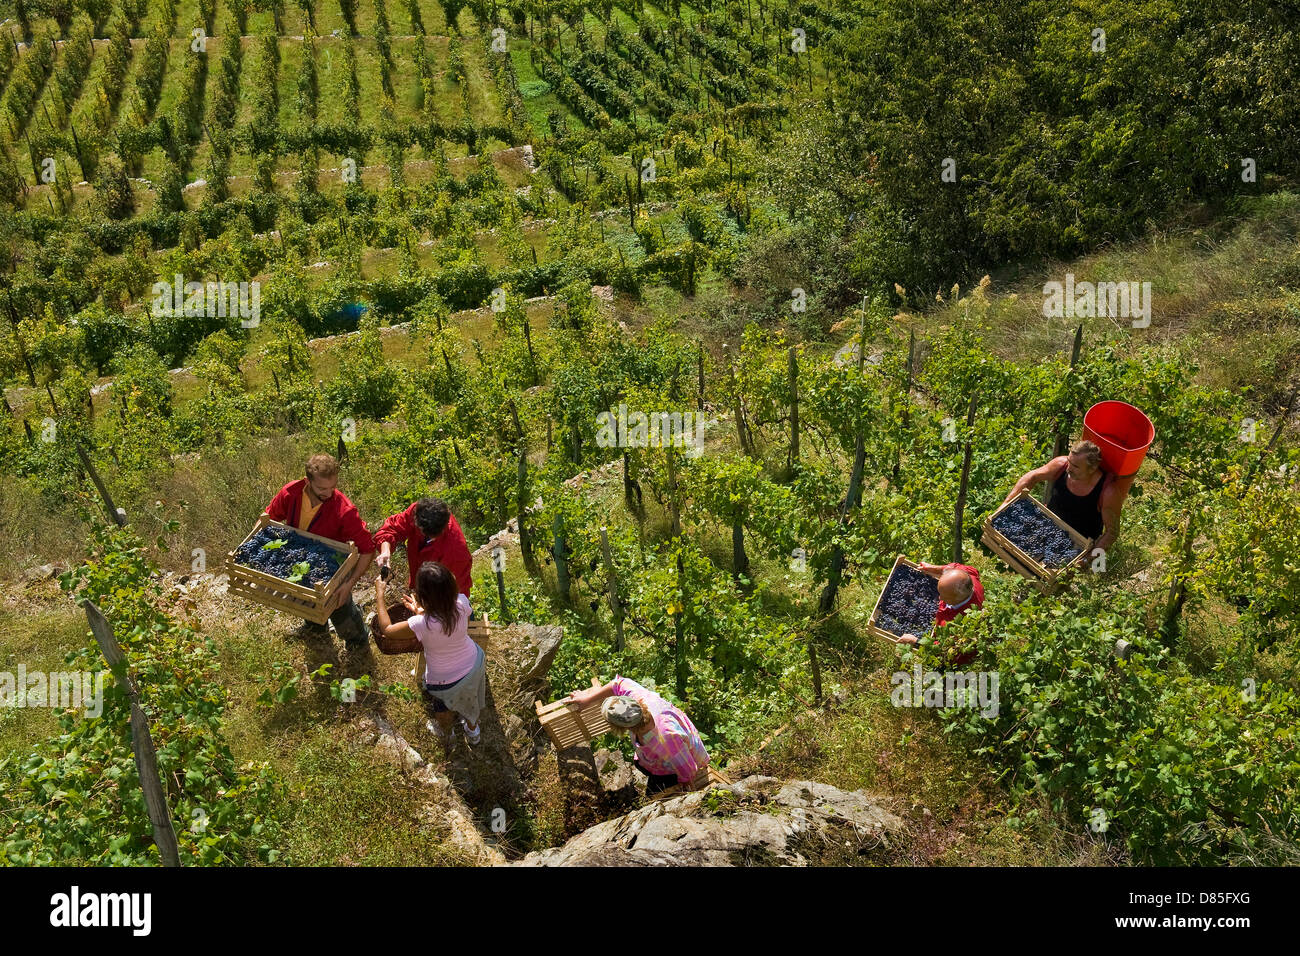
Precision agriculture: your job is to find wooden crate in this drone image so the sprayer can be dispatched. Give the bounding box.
[535,678,612,750]
[867,555,938,643]
[651,764,733,800]
[467,616,493,648]
[226,515,360,625]
[981,490,1091,589]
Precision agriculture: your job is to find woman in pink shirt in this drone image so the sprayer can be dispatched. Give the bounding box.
[565,676,709,793]
[375,561,484,746]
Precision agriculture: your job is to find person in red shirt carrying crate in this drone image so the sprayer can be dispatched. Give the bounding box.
[263,453,376,647]
[373,498,474,597]
[897,562,984,668]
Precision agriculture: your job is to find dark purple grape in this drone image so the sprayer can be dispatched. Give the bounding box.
[991,499,1083,568]
[876,565,941,637]
[233,525,343,586]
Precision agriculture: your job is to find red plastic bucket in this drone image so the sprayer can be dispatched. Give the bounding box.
[1081,401,1154,478]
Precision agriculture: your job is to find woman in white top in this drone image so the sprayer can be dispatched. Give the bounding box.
[375,561,485,746]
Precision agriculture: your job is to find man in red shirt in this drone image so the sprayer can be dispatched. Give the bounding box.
[373,498,473,596]
[898,562,984,667]
[263,453,375,645]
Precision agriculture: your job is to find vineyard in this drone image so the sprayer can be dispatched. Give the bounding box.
[1,0,1299,869]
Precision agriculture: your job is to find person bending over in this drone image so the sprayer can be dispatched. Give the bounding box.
[565,676,709,794]
[1003,439,1123,551]
[897,561,984,668]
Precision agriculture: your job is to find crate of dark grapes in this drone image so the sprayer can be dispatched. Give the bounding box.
[868,556,942,643]
[226,515,361,624]
[981,490,1090,589]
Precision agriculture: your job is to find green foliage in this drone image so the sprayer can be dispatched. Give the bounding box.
[824,0,1300,295]
[939,587,1300,864]
[324,312,402,420]
[1,525,281,865]
[93,155,135,221]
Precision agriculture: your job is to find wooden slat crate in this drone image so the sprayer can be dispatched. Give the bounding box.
[467,616,492,647]
[651,764,733,800]
[535,678,612,750]
[226,515,360,625]
[981,490,1091,590]
[867,554,936,643]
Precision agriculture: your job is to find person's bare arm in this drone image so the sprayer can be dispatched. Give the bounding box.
[566,680,617,709]
[373,577,414,639]
[1002,457,1067,506]
[1095,480,1123,553]
[915,562,944,578]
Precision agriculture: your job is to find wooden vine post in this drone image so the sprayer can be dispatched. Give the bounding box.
[723,343,754,459]
[551,512,570,603]
[892,328,914,486]
[952,393,978,563]
[510,402,537,575]
[517,449,537,576]
[523,315,539,386]
[665,446,682,538]
[75,442,127,527]
[1053,324,1085,461]
[493,547,511,622]
[82,601,181,867]
[811,301,874,704]
[598,526,625,651]
[787,345,799,476]
[817,301,870,619]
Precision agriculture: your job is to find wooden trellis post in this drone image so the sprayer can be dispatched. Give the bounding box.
[75,442,127,527]
[893,328,914,486]
[551,512,570,603]
[1053,324,1084,460]
[665,446,682,538]
[82,600,181,867]
[787,345,799,475]
[598,527,624,651]
[953,394,978,563]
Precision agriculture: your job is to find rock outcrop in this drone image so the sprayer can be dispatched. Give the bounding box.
[511,775,903,866]
[354,715,507,865]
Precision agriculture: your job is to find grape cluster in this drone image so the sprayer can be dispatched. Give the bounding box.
[992,499,1083,568]
[876,564,941,637]
[233,526,343,586]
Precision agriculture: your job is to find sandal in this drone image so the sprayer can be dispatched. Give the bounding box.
[461,718,481,746]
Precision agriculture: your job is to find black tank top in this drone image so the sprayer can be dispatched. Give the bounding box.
[1046,470,1104,539]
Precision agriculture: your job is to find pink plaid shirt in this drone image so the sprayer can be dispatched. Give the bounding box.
[611,676,709,784]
